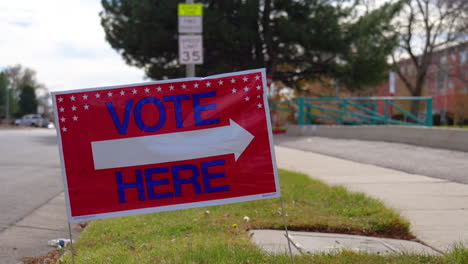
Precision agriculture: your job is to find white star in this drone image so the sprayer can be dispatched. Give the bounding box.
[230,78,236,83]
[62,127,67,132]
[181,84,186,89]
[218,80,223,85]
[169,85,174,90]
[72,115,78,121]
[95,93,101,98]
[255,75,260,80]
[59,107,64,112]
[84,104,89,110]
[157,86,162,92]
[58,97,63,102]
[132,89,137,94]
[257,103,262,108]
[120,90,125,96]
[60,117,66,122]
[242,77,248,82]
[245,97,250,101]
[107,92,113,97]
[71,106,77,111]
[82,94,88,100]
[244,87,249,92]
[194,83,199,88]
[144,88,150,93]
[231,88,237,94]
[70,96,75,101]
[257,95,261,98]
[206,82,211,87]
[256,85,261,90]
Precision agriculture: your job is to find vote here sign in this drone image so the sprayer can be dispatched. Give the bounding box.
[52,69,280,222]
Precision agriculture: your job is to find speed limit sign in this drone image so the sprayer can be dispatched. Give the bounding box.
[179,35,203,65]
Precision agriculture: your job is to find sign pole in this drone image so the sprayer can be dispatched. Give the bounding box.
[186,64,195,78]
[68,222,76,264]
[280,196,295,264]
[179,0,202,77]
[186,0,195,77]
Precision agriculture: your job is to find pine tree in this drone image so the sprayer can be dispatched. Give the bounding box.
[100,0,401,91]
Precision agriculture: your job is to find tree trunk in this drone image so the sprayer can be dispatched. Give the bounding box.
[409,78,424,119]
[410,100,420,119]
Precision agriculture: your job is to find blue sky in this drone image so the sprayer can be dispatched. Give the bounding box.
[0,0,145,92]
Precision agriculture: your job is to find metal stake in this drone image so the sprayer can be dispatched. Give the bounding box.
[67,222,76,264]
[280,196,295,264]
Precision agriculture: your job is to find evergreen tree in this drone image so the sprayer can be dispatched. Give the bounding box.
[0,73,7,119]
[4,65,45,117]
[18,85,38,116]
[100,0,401,91]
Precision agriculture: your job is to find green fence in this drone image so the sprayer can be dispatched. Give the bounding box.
[271,97,433,127]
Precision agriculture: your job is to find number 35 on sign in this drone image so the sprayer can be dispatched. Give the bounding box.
[179,35,203,64]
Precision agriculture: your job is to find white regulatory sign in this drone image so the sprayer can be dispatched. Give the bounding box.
[179,35,203,65]
[178,16,202,33]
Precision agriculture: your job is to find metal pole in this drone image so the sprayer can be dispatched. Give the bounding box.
[426,97,433,127]
[5,83,10,124]
[280,196,295,264]
[186,64,195,77]
[185,0,195,77]
[297,97,305,125]
[68,222,76,264]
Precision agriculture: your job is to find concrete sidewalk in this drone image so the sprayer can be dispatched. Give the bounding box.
[0,193,79,264]
[275,146,468,252]
[250,229,438,255]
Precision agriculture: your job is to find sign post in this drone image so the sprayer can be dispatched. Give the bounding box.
[178,1,203,77]
[52,69,280,222]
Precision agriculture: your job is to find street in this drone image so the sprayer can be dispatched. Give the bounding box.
[0,129,62,232]
[275,135,468,184]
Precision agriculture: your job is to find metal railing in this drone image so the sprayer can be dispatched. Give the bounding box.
[271,97,433,126]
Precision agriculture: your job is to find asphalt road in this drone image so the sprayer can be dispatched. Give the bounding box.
[0,129,62,232]
[275,135,468,184]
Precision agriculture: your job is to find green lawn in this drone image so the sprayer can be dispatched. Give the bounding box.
[60,169,466,263]
[437,125,468,129]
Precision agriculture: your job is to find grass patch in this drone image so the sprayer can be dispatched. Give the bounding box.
[60,169,465,263]
[437,125,468,129]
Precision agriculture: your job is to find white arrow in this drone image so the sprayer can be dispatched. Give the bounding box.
[91,119,254,170]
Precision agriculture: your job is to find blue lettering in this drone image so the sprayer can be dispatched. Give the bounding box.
[145,167,173,199]
[192,91,220,126]
[134,97,167,132]
[116,170,146,203]
[163,94,190,128]
[106,100,133,134]
[202,159,229,193]
[172,164,202,197]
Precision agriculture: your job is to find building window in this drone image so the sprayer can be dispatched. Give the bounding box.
[437,70,446,91]
[440,55,447,64]
[448,77,454,89]
[460,50,467,64]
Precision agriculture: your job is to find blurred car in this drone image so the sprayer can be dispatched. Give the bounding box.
[15,114,50,127]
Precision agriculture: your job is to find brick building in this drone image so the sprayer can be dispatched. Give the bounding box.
[374,41,468,125]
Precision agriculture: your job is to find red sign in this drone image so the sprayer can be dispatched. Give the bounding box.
[52,69,279,222]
